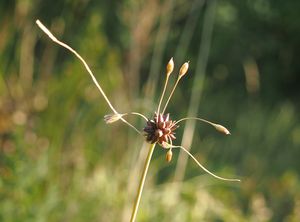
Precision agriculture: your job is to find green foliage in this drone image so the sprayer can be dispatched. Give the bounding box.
[1,0,300,221]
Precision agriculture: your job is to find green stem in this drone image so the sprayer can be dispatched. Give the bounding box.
[130,143,156,222]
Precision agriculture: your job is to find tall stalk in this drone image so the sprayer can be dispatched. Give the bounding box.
[130,143,156,222]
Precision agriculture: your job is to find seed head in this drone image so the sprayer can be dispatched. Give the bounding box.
[178,61,189,79]
[166,57,174,76]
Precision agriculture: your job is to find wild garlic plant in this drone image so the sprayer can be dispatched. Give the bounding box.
[36,20,240,222]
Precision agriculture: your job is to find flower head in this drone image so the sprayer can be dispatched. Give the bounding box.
[143,113,178,147]
[99,58,239,181]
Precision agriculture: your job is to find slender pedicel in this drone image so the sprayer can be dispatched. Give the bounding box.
[157,58,174,114]
[104,112,151,135]
[163,143,240,182]
[104,112,149,123]
[162,61,189,114]
[130,112,149,121]
[165,135,173,162]
[104,113,142,135]
[175,117,230,135]
[35,20,138,133]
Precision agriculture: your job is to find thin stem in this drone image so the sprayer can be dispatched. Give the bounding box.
[157,75,170,114]
[162,78,180,114]
[36,20,116,113]
[175,117,215,126]
[130,143,156,222]
[119,114,144,135]
[130,112,149,121]
[171,145,240,182]
[120,112,148,134]
[175,117,230,135]
[35,20,137,132]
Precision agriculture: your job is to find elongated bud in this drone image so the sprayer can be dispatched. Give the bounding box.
[214,124,231,135]
[166,149,173,162]
[104,113,124,124]
[166,57,174,76]
[178,61,189,79]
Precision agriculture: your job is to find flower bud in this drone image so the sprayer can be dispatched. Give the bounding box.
[104,113,123,124]
[179,61,189,79]
[214,124,231,135]
[166,149,173,163]
[166,57,174,76]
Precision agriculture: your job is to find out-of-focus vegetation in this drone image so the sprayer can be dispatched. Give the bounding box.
[1,0,300,221]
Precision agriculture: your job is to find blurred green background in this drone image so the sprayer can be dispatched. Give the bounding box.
[1,0,300,221]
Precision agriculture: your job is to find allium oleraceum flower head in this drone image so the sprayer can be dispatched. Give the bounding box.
[36,20,239,182]
[103,57,239,182]
[144,113,178,146]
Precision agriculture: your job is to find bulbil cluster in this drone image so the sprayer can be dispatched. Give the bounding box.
[143,113,178,146]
